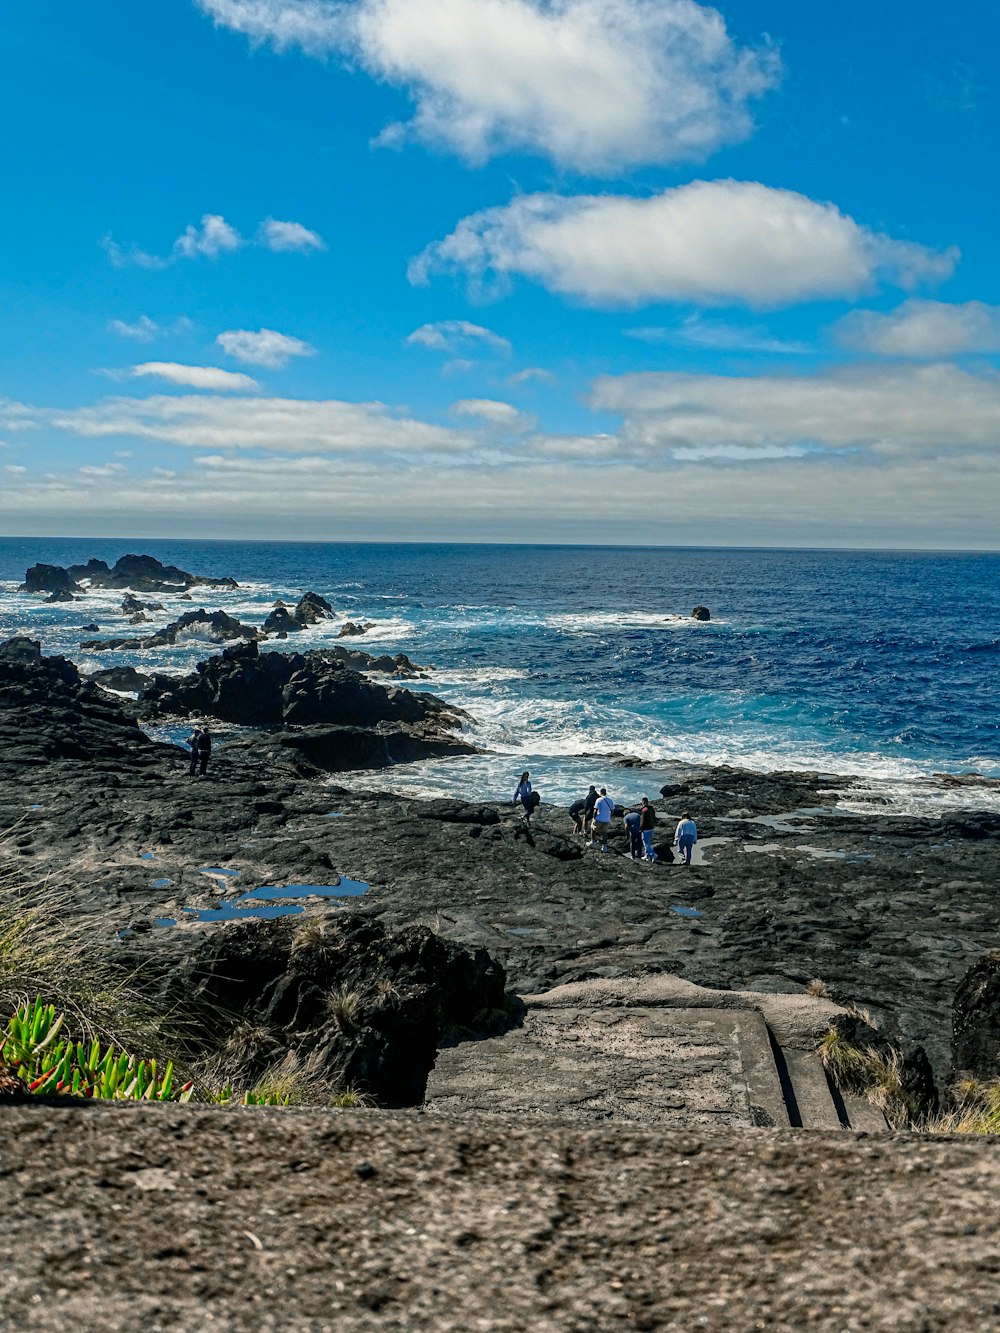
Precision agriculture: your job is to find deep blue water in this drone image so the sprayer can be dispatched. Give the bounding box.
[1,538,997,810]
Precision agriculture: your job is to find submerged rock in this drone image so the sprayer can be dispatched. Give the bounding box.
[338,621,375,637]
[691,606,711,621]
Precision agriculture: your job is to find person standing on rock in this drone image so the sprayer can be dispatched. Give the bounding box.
[583,784,598,839]
[623,808,643,859]
[674,813,698,865]
[590,788,615,852]
[187,725,212,778]
[514,771,538,824]
[639,797,658,862]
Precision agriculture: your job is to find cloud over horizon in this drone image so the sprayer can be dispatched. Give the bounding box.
[835,299,1000,358]
[196,0,780,174]
[216,328,317,367]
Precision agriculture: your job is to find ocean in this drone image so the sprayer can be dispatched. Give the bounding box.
[1,538,997,815]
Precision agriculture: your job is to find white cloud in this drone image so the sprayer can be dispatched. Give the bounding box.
[451,398,529,428]
[834,299,1000,358]
[508,367,556,385]
[216,328,317,367]
[590,362,1000,457]
[4,464,27,475]
[412,180,959,308]
[79,463,128,479]
[196,0,780,174]
[102,235,168,270]
[406,319,511,354]
[258,217,327,252]
[108,316,162,342]
[46,393,478,455]
[175,213,244,260]
[129,363,261,392]
[625,315,810,354]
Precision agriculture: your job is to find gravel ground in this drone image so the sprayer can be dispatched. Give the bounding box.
[3,1103,1000,1331]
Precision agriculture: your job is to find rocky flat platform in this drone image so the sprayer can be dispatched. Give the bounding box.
[3,1103,1000,1331]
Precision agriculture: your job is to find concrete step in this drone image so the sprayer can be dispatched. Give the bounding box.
[732,1009,789,1129]
[842,1093,889,1133]
[781,1048,843,1130]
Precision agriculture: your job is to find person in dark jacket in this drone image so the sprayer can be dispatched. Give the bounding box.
[623,808,643,859]
[513,771,538,824]
[187,725,212,777]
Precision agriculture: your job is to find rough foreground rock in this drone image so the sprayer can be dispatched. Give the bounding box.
[2,1106,1000,1331]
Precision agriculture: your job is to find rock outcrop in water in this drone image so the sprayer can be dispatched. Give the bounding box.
[81,609,260,652]
[137,639,460,731]
[20,554,238,596]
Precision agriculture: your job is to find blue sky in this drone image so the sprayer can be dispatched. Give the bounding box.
[1,0,998,546]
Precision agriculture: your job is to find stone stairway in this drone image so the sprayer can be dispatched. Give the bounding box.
[425,977,888,1132]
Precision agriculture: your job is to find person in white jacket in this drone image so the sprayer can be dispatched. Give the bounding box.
[590,788,615,852]
[674,814,697,865]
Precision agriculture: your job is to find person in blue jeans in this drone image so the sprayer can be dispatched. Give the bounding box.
[674,813,698,865]
[639,797,658,862]
[623,808,643,859]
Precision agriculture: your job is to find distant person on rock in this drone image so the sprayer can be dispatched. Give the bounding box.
[514,771,539,824]
[590,788,615,852]
[569,785,597,836]
[187,725,212,778]
[623,808,643,859]
[583,784,598,838]
[640,797,658,862]
[674,813,698,865]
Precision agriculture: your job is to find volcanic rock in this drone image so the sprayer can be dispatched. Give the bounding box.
[319,646,427,677]
[81,609,260,652]
[262,607,304,636]
[338,621,375,637]
[20,564,79,595]
[691,606,711,621]
[0,640,165,766]
[44,589,76,603]
[90,666,154,695]
[66,554,238,593]
[137,640,465,732]
[146,915,508,1105]
[122,594,164,614]
[951,953,1000,1081]
[294,591,333,625]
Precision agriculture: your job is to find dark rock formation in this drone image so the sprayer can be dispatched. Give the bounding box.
[0,639,164,766]
[320,646,427,677]
[262,607,304,636]
[44,589,76,604]
[691,606,711,621]
[339,621,375,637]
[138,640,462,732]
[79,624,100,633]
[951,953,1000,1081]
[122,594,164,614]
[294,592,333,625]
[90,666,154,694]
[68,554,237,593]
[150,916,509,1105]
[81,609,260,652]
[20,564,78,595]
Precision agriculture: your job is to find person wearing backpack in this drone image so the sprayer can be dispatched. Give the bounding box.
[639,797,658,862]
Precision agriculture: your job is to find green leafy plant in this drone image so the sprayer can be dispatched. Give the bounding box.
[2,997,193,1102]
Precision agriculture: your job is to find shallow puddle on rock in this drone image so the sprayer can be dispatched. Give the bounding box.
[671,906,703,918]
[240,877,369,901]
[154,917,177,928]
[150,877,174,889]
[199,866,240,878]
[324,812,346,818]
[183,902,304,923]
[140,852,156,861]
[742,842,864,862]
[506,926,546,936]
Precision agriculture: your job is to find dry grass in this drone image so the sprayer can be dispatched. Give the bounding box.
[925,1079,1000,1135]
[818,1027,913,1129]
[326,985,361,1031]
[805,979,829,998]
[0,848,165,1055]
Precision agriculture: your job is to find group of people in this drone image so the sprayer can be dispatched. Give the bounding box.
[514,773,699,864]
[185,725,212,777]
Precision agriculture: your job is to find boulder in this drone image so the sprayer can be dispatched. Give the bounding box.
[0,637,42,665]
[20,564,80,596]
[294,591,334,625]
[79,623,100,633]
[262,607,304,636]
[338,621,375,637]
[90,666,154,695]
[122,594,164,614]
[691,606,711,621]
[45,589,76,604]
[65,554,238,593]
[318,646,427,677]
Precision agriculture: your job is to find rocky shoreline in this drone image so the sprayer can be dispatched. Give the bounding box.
[2,631,1000,1096]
